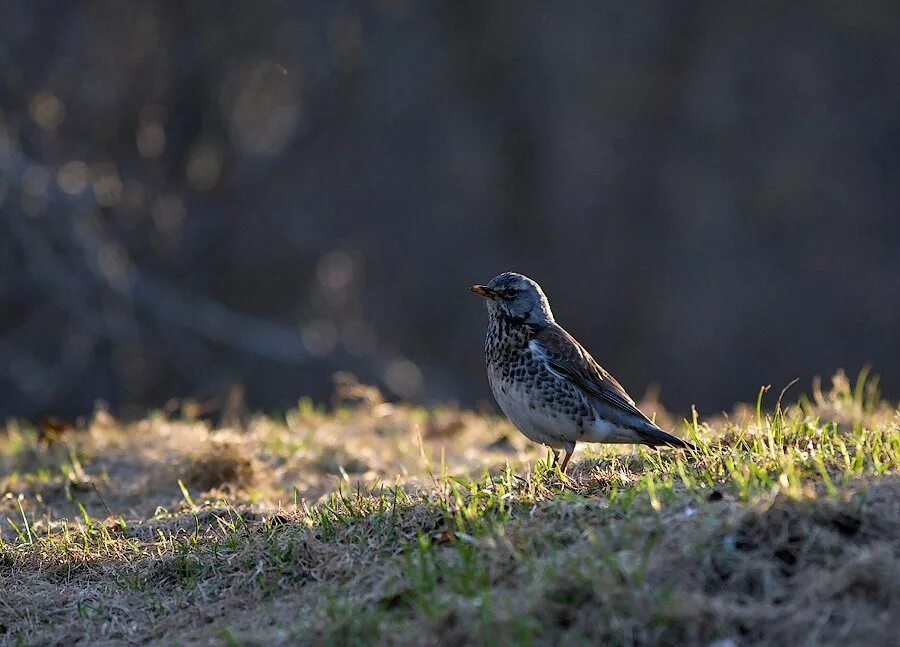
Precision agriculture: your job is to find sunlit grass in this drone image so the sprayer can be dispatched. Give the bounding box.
[0,373,897,645]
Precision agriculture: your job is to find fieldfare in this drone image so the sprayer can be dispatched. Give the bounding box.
[471,272,693,473]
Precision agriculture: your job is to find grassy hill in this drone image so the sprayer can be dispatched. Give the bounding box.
[1,372,898,645]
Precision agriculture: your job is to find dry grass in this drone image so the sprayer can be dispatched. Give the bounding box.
[0,374,898,646]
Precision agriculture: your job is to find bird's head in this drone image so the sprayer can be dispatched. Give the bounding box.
[470,272,554,326]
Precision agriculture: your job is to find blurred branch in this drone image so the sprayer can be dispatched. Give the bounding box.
[2,153,314,369]
[66,216,313,363]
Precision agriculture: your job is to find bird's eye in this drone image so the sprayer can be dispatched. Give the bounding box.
[504,289,517,298]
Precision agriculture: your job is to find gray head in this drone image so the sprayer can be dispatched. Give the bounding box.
[470,272,555,326]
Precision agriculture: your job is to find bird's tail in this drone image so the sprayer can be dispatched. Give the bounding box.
[633,422,696,451]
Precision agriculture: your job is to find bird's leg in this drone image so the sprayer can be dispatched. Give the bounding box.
[549,449,561,467]
[560,446,575,474]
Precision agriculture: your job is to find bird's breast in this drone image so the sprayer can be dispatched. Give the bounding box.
[485,340,595,447]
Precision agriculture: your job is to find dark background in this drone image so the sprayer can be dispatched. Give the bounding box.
[1,1,899,420]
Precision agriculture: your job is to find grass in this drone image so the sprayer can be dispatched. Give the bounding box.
[0,371,898,645]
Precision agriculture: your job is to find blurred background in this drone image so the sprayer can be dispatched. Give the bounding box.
[1,1,898,421]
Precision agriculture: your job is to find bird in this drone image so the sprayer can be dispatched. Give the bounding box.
[471,271,693,473]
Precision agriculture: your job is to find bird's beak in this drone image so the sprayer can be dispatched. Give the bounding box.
[470,284,498,299]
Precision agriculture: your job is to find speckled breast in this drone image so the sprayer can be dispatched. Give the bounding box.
[484,316,594,447]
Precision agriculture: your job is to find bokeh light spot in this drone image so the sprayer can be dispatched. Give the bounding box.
[186,142,224,191]
[136,119,166,158]
[316,250,355,292]
[91,165,123,207]
[228,61,300,156]
[151,194,186,236]
[57,161,89,195]
[384,359,422,398]
[302,319,338,357]
[29,92,66,130]
[97,242,134,289]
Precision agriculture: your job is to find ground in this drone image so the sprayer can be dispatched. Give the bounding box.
[1,372,898,646]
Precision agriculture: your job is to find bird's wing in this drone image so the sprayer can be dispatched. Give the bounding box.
[529,324,651,423]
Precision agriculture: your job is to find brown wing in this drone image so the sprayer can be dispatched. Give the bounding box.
[530,324,652,424]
